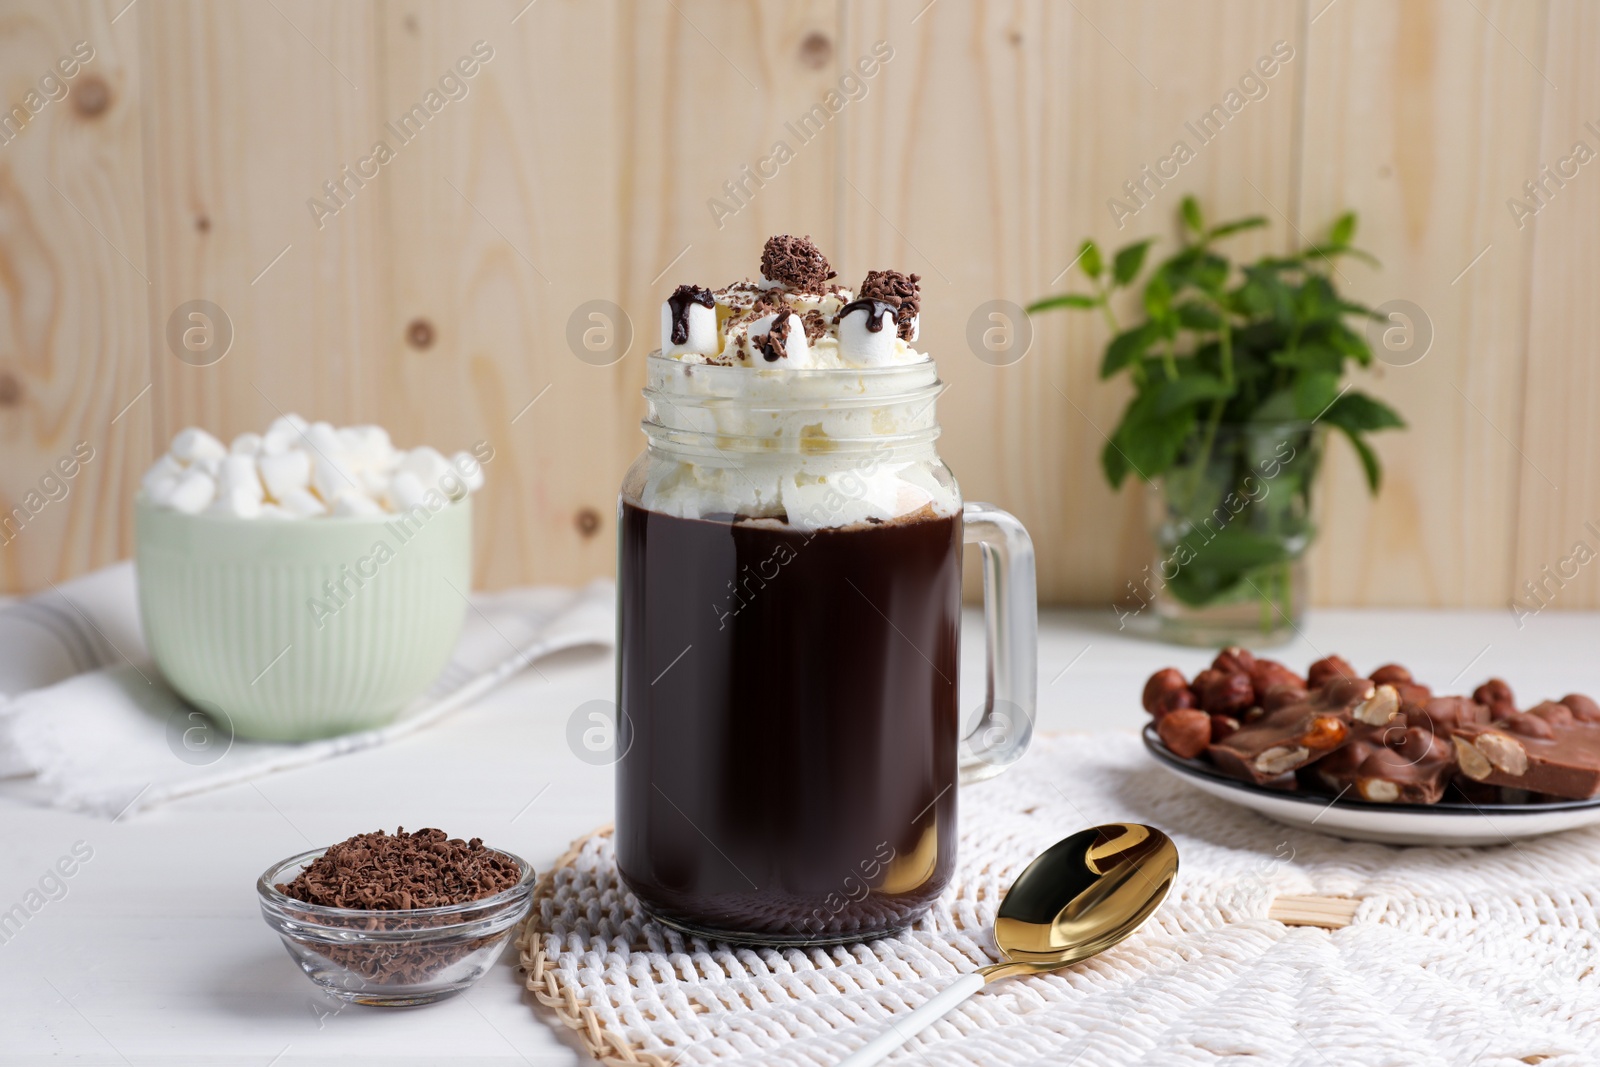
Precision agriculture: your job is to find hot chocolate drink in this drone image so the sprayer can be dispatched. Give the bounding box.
[616,502,960,941]
[615,235,1035,944]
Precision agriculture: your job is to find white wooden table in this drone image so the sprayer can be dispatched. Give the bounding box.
[5,605,1597,1066]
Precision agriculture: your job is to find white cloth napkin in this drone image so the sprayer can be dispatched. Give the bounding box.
[0,562,614,818]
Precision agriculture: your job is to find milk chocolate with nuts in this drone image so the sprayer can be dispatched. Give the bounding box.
[1451,696,1600,799]
[1313,721,1456,804]
[1205,677,1395,785]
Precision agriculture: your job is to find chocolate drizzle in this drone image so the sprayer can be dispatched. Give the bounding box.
[755,309,797,362]
[759,235,836,292]
[856,270,921,340]
[836,298,898,332]
[666,284,715,345]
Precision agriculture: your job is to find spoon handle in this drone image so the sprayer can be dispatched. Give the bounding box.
[838,972,985,1067]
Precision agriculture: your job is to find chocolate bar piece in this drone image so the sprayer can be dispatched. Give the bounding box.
[1207,677,1393,784]
[1313,721,1455,804]
[1452,697,1600,800]
[1405,695,1491,738]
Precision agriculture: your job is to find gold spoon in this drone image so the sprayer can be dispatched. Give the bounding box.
[839,822,1178,1067]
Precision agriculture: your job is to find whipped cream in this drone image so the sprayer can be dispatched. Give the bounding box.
[656,235,926,370]
[642,236,956,529]
[141,416,485,518]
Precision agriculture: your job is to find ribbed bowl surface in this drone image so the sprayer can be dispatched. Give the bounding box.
[135,497,471,740]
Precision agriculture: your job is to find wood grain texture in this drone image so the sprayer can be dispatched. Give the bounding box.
[841,0,1301,603]
[137,0,389,492]
[1513,0,1600,624]
[1298,0,1547,608]
[366,0,845,589]
[0,0,1596,612]
[0,0,149,589]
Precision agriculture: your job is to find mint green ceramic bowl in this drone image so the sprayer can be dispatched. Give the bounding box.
[135,496,471,741]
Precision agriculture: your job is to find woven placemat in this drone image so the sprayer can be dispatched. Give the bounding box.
[516,733,1600,1066]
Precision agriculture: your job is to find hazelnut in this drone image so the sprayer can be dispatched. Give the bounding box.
[1308,655,1359,689]
[1369,663,1413,686]
[1212,646,1257,675]
[1503,711,1555,740]
[1193,669,1254,714]
[1261,682,1308,712]
[1209,714,1241,743]
[1417,695,1485,734]
[1473,678,1516,719]
[1300,714,1349,751]
[1560,694,1600,722]
[1474,731,1530,775]
[1358,778,1401,803]
[1254,744,1310,776]
[1394,681,1433,709]
[1157,709,1212,760]
[1452,736,1492,780]
[1249,659,1306,701]
[1151,686,1197,717]
[1352,685,1401,726]
[1321,675,1377,708]
[1142,668,1190,716]
[1527,700,1573,729]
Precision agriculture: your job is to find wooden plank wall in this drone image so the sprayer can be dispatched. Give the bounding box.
[0,0,1594,613]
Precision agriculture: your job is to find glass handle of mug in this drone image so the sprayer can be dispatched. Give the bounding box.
[959,501,1037,785]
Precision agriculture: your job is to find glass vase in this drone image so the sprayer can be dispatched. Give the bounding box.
[1143,422,1323,647]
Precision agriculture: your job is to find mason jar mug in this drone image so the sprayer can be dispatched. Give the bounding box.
[615,354,1036,944]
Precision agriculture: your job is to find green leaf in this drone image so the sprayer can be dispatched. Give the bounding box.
[1321,391,1405,432]
[1176,302,1223,331]
[1303,243,1381,269]
[1101,437,1130,489]
[1025,293,1100,313]
[1079,239,1103,280]
[1207,216,1268,240]
[1253,387,1299,422]
[1337,426,1383,492]
[1323,320,1373,364]
[1181,196,1204,236]
[1142,272,1174,319]
[1236,266,1294,323]
[1152,371,1232,416]
[1101,321,1159,378]
[1110,392,1196,483]
[1294,275,1338,323]
[1113,239,1155,286]
[1293,371,1341,419]
[1188,252,1230,294]
[1329,211,1357,246]
[1269,342,1342,375]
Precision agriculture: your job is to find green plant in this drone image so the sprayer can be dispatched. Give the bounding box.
[1027,196,1405,619]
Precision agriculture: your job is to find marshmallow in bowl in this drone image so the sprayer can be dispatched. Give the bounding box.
[166,470,217,514]
[170,427,227,465]
[141,417,486,518]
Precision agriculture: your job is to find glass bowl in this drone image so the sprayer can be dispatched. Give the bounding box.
[257,845,535,1007]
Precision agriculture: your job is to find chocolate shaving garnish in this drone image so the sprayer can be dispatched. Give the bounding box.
[801,309,828,343]
[759,234,836,292]
[857,269,920,340]
[749,290,786,318]
[276,827,519,910]
[666,285,715,345]
[755,309,796,362]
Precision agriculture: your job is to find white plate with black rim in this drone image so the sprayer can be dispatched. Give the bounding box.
[1140,724,1600,846]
